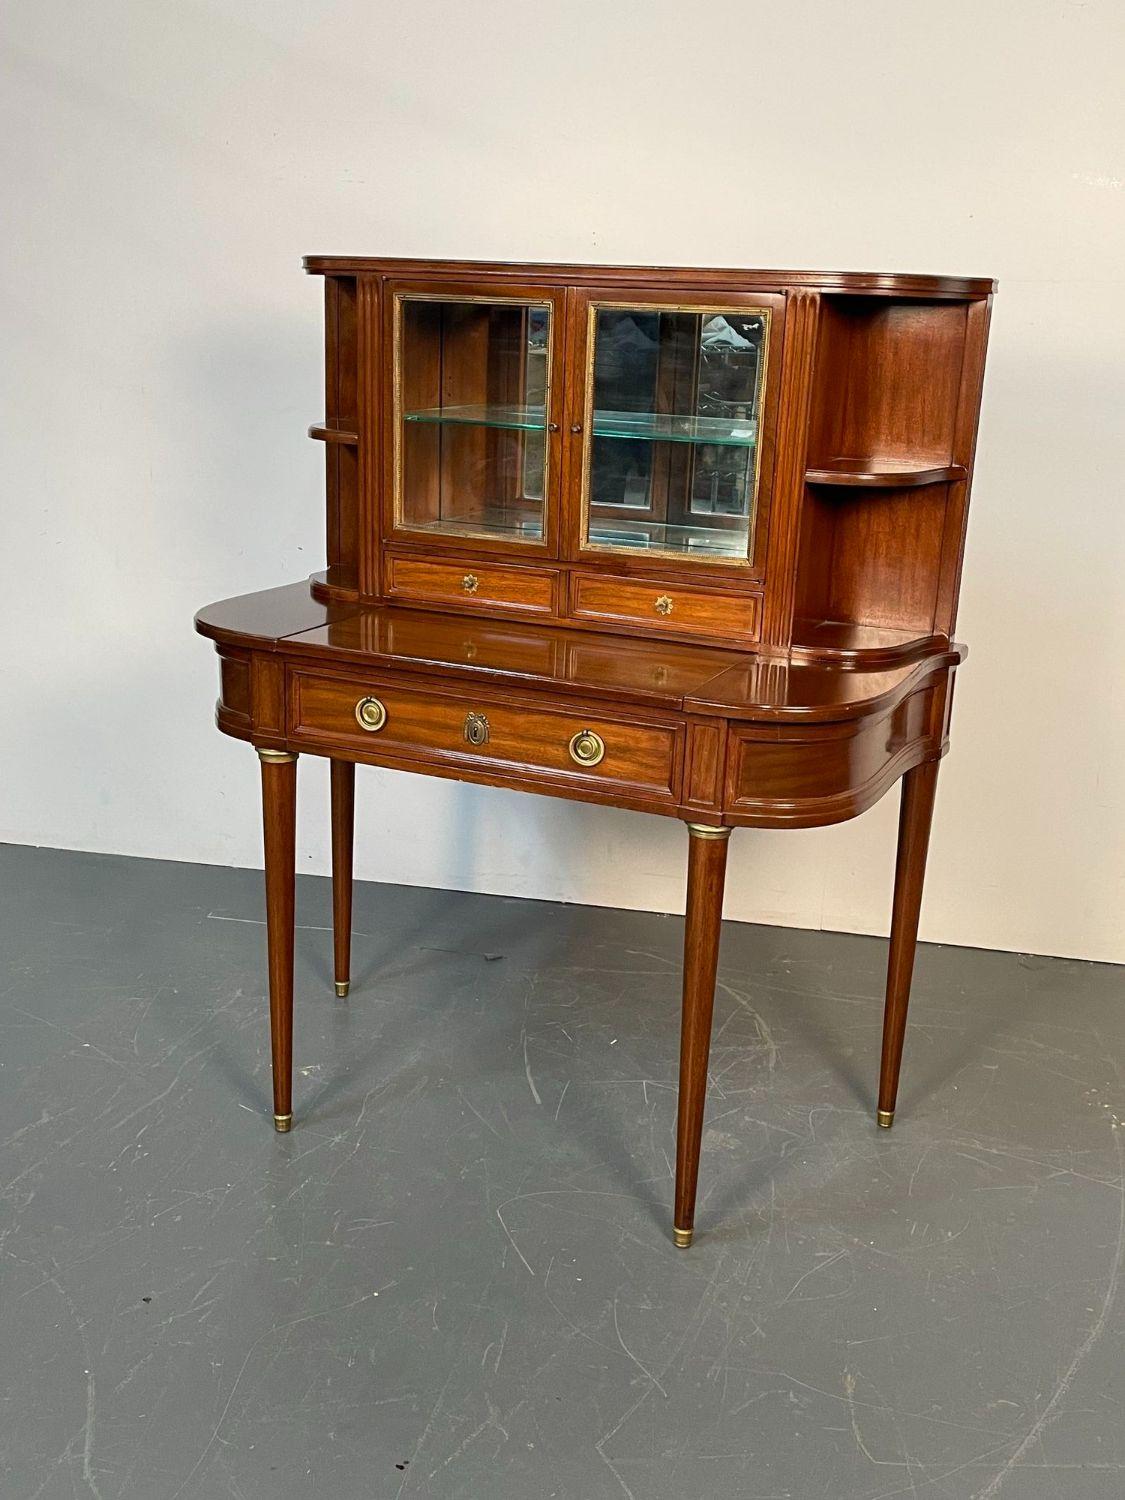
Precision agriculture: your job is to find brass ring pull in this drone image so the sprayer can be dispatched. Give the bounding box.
[568,729,605,767]
[461,573,480,594]
[654,594,674,616]
[355,696,387,733]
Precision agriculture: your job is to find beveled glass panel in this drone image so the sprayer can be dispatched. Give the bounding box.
[398,298,550,543]
[582,305,769,561]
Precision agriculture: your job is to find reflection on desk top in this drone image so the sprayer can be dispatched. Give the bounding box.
[685,647,965,722]
[195,583,964,723]
[193,581,359,649]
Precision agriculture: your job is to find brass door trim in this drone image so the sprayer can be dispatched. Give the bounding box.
[391,290,557,548]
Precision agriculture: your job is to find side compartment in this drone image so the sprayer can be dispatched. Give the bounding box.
[789,294,991,660]
[722,670,950,827]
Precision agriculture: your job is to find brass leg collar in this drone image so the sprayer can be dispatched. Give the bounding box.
[672,1226,694,1248]
[877,1109,895,1129]
[273,1112,293,1133]
[256,747,297,765]
[685,823,731,841]
[334,980,350,998]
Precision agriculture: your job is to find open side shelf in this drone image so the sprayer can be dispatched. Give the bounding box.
[805,459,967,489]
[309,420,359,445]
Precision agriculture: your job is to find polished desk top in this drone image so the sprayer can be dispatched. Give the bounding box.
[195,582,964,727]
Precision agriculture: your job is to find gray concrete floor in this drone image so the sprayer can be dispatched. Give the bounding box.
[0,843,1122,1500]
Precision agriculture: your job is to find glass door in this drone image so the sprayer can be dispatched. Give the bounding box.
[389,285,565,554]
[573,292,783,569]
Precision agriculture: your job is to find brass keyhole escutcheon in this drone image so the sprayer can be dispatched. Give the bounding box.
[355,696,387,733]
[461,573,480,594]
[654,594,674,616]
[568,729,605,767]
[463,711,490,747]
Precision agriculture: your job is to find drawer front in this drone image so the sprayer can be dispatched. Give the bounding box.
[288,670,680,800]
[570,574,760,642]
[385,555,559,615]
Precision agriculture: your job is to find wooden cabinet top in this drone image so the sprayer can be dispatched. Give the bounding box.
[305,256,996,299]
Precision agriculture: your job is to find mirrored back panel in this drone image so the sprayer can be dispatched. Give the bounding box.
[579,302,771,564]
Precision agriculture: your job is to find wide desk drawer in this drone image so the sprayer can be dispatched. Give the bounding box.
[288,669,682,801]
[570,574,760,643]
[385,555,559,616]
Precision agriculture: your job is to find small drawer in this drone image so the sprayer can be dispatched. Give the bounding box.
[385,555,558,615]
[570,574,760,642]
[288,670,681,802]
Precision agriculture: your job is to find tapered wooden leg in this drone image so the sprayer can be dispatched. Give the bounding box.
[673,824,732,1248]
[258,747,297,1132]
[330,760,355,998]
[878,759,940,1128]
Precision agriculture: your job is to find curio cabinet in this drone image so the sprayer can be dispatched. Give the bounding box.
[198,257,995,1248]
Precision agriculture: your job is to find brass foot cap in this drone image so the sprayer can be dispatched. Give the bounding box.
[273,1112,293,1133]
[672,1226,693,1249]
[334,980,350,998]
[877,1109,895,1129]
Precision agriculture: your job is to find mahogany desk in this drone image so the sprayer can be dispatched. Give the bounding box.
[196,257,993,1247]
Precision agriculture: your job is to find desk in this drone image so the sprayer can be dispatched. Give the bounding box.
[196,257,993,1246]
[197,584,965,1246]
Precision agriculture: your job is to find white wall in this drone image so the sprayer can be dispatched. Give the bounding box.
[2,0,1122,963]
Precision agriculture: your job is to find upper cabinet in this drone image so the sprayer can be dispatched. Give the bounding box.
[386,281,567,556]
[308,259,994,658]
[571,290,784,573]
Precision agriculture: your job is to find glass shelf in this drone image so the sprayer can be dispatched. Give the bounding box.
[591,410,757,447]
[405,510,543,541]
[587,516,748,559]
[403,403,546,433]
[401,405,759,446]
